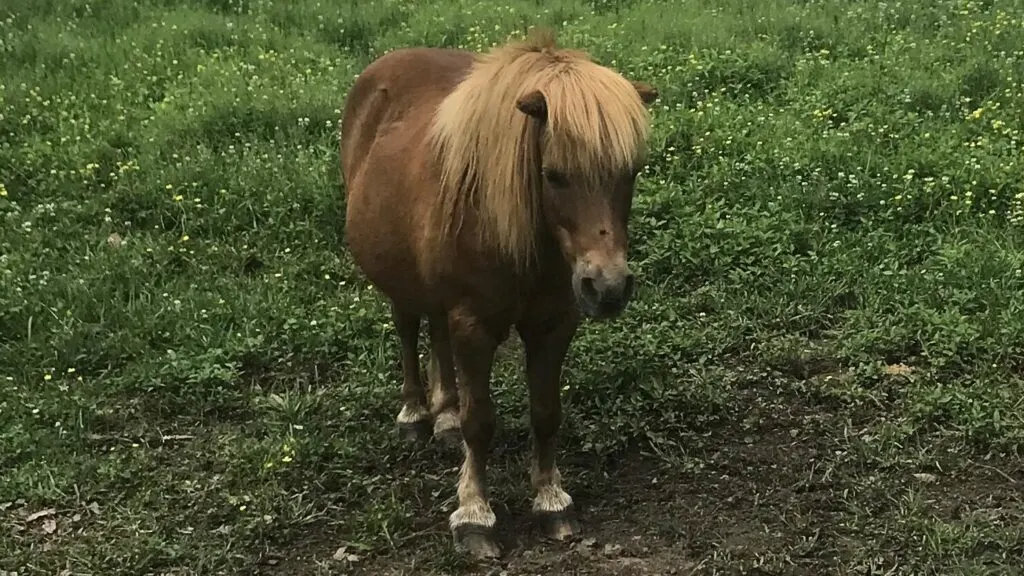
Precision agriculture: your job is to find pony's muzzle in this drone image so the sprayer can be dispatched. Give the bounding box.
[573,260,635,319]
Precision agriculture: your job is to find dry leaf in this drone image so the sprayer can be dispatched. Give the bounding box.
[883,363,914,376]
[26,508,56,522]
[603,543,623,557]
[107,232,123,248]
[912,472,938,483]
[42,518,57,534]
[333,546,360,563]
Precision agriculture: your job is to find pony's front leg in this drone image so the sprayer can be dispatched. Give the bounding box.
[447,308,501,559]
[518,312,580,541]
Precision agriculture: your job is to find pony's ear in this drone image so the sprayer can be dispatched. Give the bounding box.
[516,90,547,120]
[632,81,658,106]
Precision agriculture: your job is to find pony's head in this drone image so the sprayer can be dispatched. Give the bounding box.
[430,29,657,319]
[513,40,657,319]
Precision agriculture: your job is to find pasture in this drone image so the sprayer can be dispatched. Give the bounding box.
[1,0,1022,574]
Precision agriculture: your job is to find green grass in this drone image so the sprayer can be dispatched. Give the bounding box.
[1,0,1023,574]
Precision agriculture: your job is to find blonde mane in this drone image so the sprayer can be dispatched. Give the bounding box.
[427,28,652,271]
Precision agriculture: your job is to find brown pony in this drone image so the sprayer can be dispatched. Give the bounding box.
[339,28,657,559]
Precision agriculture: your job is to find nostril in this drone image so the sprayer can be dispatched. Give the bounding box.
[580,276,598,300]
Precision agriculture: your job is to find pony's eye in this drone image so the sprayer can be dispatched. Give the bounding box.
[543,168,568,187]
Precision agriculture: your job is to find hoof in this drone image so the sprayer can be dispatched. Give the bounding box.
[433,411,463,450]
[535,505,580,541]
[452,523,501,559]
[397,419,432,444]
[434,426,463,450]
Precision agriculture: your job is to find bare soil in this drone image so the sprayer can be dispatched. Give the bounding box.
[260,387,1024,576]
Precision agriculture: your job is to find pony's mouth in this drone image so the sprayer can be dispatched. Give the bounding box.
[576,296,630,320]
[573,279,635,321]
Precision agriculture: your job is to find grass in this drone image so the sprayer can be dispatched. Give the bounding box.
[1,0,1022,574]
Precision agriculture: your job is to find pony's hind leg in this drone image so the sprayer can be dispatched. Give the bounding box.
[447,307,501,559]
[427,314,461,447]
[392,305,431,443]
[518,314,580,541]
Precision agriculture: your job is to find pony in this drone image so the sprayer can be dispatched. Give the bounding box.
[338,28,657,559]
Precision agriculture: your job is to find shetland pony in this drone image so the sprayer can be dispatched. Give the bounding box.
[339,28,657,558]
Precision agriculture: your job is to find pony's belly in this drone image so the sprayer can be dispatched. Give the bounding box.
[345,207,432,312]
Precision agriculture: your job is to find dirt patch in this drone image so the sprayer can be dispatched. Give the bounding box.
[260,389,1022,576]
